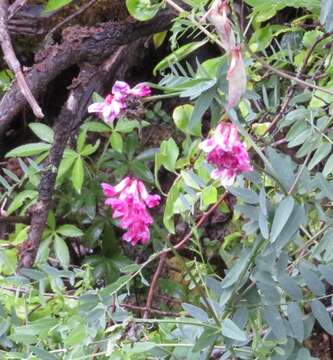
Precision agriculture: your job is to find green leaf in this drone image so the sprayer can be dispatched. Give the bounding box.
[318,265,333,287]
[80,140,100,156]
[310,299,333,335]
[54,235,70,268]
[31,346,59,360]
[57,154,77,180]
[155,138,179,173]
[7,190,38,215]
[323,153,333,177]
[201,185,217,208]
[110,132,123,153]
[299,262,325,296]
[35,238,52,265]
[57,224,83,237]
[308,142,331,170]
[71,156,84,194]
[221,249,252,289]
[154,40,208,74]
[45,0,72,12]
[29,123,54,143]
[287,303,304,342]
[136,148,159,161]
[5,143,51,158]
[181,170,205,190]
[266,147,296,191]
[76,129,87,153]
[173,104,201,136]
[163,178,182,233]
[115,119,140,133]
[192,328,218,353]
[190,89,214,132]
[263,306,287,339]
[221,319,247,342]
[277,274,302,301]
[126,0,161,21]
[47,211,56,230]
[182,303,209,322]
[129,160,154,183]
[270,197,294,243]
[229,187,259,204]
[82,121,110,133]
[258,212,269,239]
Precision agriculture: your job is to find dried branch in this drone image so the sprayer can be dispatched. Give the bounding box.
[0,9,174,137]
[8,0,28,19]
[0,0,44,118]
[144,252,168,318]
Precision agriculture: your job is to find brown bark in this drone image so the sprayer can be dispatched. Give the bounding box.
[0,9,174,138]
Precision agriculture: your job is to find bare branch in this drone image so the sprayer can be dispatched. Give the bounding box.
[0,0,44,118]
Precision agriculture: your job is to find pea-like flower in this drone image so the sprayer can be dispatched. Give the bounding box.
[200,123,252,186]
[227,46,247,109]
[208,0,235,52]
[101,177,160,245]
[87,94,125,124]
[88,81,151,124]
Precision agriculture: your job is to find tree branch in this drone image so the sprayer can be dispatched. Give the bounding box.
[0,9,174,138]
[0,0,43,118]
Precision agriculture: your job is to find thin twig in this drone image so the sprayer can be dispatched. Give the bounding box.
[0,0,44,118]
[144,252,167,318]
[264,30,333,133]
[172,192,228,252]
[122,303,180,317]
[8,0,27,20]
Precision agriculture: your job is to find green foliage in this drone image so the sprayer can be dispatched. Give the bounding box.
[2,0,333,358]
[45,0,73,12]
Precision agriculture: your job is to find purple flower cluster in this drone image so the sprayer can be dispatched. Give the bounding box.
[200,123,252,186]
[101,177,160,246]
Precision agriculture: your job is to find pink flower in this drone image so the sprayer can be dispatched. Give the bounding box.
[200,123,252,186]
[226,46,247,109]
[208,0,235,52]
[112,81,131,101]
[88,94,125,124]
[101,178,160,246]
[131,84,151,97]
[88,81,151,124]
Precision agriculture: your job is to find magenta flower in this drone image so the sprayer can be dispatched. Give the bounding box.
[88,81,151,124]
[208,0,235,52]
[131,84,151,97]
[200,123,252,186]
[101,177,160,246]
[112,81,131,101]
[88,94,125,124]
[226,46,247,109]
